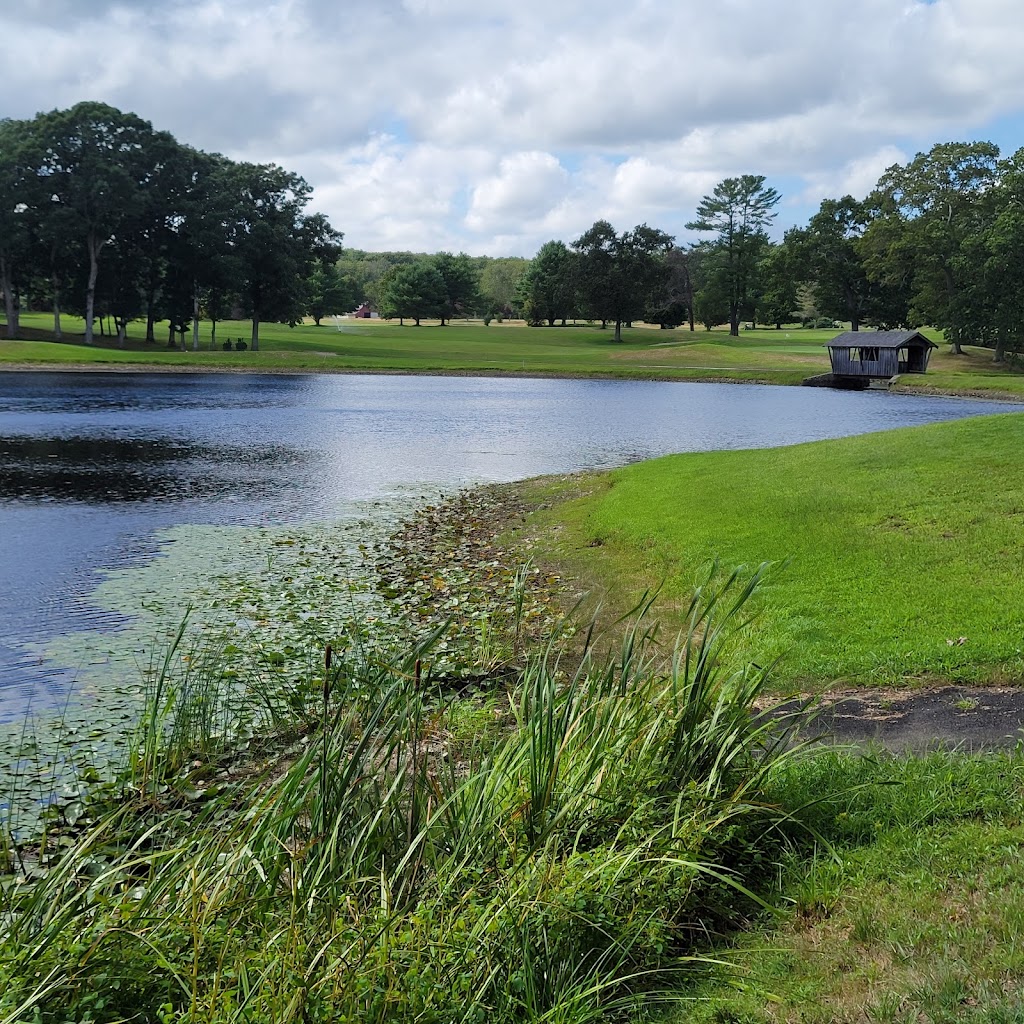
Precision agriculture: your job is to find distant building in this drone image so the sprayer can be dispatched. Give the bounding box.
[825,330,937,379]
[352,303,378,319]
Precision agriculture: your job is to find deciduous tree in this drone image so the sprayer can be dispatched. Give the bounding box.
[572,221,673,341]
[863,141,1000,353]
[30,101,179,345]
[379,261,447,325]
[433,251,478,323]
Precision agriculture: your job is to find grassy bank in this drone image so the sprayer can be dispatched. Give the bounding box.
[520,412,1024,689]
[4,314,1024,395]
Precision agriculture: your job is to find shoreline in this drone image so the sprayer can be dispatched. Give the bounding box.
[2,359,1023,401]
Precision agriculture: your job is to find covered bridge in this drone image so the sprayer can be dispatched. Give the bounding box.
[825,331,937,379]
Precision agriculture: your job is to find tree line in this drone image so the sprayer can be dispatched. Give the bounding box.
[508,142,1024,363]
[0,101,345,349]
[2,109,1021,362]
[331,140,1024,363]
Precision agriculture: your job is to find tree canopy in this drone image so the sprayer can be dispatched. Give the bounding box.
[0,102,341,348]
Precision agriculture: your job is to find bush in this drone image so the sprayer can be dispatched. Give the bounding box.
[234,339,247,351]
[221,339,232,350]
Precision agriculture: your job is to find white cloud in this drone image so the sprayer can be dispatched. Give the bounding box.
[466,153,569,232]
[4,0,1024,253]
[799,146,910,207]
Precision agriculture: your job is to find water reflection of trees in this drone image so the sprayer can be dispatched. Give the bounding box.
[0,436,308,504]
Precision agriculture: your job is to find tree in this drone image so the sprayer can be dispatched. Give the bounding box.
[29,102,179,345]
[757,241,801,329]
[224,162,341,350]
[572,221,673,341]
[306,263,359,325]
[0,118,36,339]
[693,275,731,331]
[379,261,446,325]
[686,175,780,337]
[863,141,1000,353]
[517,241,578,326]
[479,257,528,318]
[789,198,875,330]
[964,148,1024,362]
[433,251,478,324]
[645,247,695,330]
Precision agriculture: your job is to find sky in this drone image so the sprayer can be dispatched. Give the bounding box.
[4,0,1024,257]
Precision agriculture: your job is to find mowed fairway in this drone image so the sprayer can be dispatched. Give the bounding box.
[4,314,1024,395]
[524,412,1024,688]
[0,315,828,381]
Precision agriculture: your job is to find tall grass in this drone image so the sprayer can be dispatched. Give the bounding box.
[0,568,810,1024]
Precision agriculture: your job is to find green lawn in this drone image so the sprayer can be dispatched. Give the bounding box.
[4,314,1023,396]
[0,314,829,381]
[522,412,1024,688]
[682,748,1024,1024]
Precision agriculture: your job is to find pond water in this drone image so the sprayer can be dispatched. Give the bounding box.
[0,370,1019,722]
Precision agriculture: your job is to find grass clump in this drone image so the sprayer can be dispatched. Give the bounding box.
[0,568,811,1023]
[523,412,1024,688]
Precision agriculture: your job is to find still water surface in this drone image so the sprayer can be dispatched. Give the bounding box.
[1,370,1018,718]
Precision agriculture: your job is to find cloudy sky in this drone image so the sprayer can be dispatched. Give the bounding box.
[4,0,1024,256]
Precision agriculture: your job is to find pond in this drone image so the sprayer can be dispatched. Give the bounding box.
[1,370,1019,723]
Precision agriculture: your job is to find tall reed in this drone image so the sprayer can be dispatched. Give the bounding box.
[1,567,810,1024]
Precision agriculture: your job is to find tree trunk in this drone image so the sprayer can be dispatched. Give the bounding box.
[210,319,217,351]
[729,304,740,338]
[943,267,963,354]
[993,336,1006,364]
[684,265,695,332]
[251,314,260,352]
[0,256,19,340]
[168,322,176,347]
[117,318,126,348]
[192,287,200,351]
[851,317,859,332]
[145,298,156,343]
[313,315,322,326]
[52,275,62,339]
[613,319,623,342]
[84,235,103,346]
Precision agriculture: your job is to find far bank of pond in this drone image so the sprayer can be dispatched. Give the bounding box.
[5,316,1024,400]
